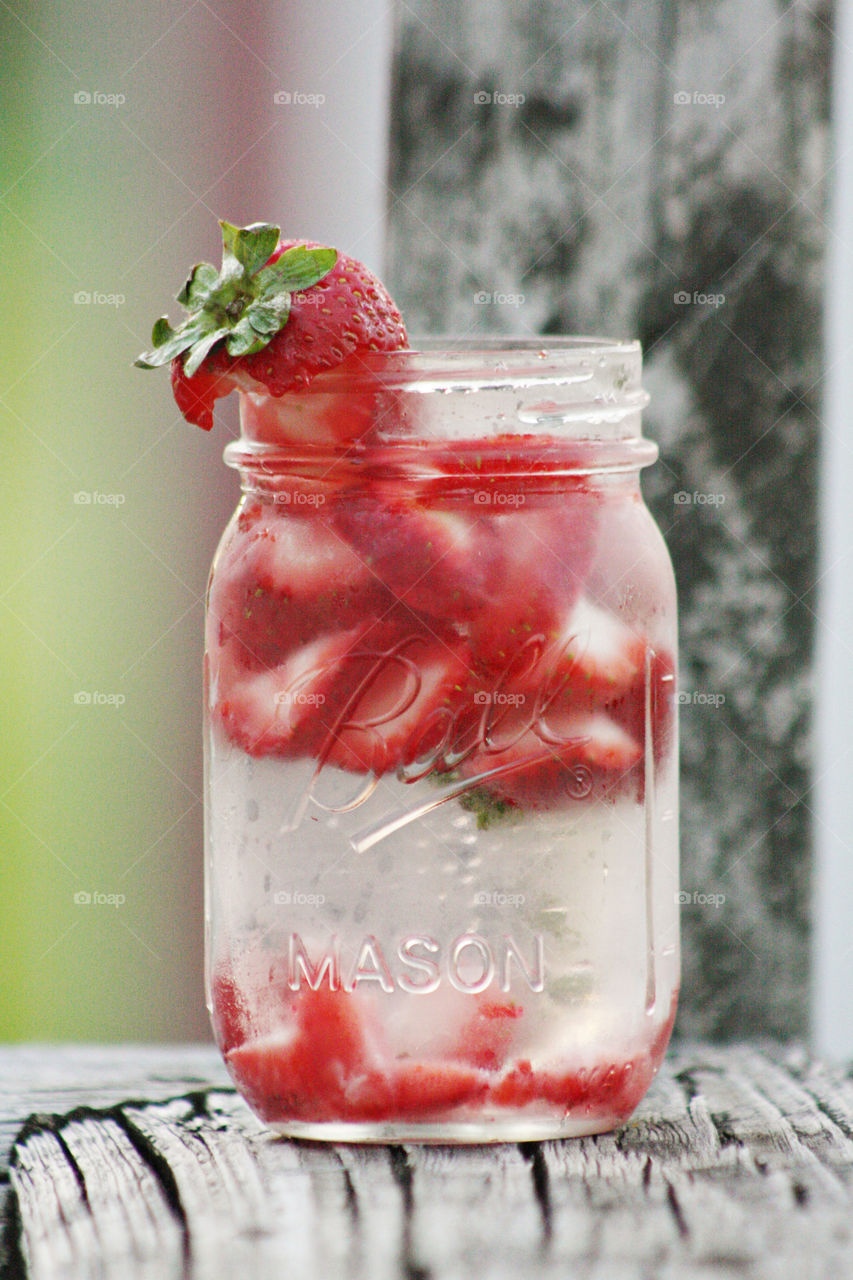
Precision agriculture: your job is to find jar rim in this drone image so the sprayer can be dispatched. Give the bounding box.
[285,336,644,394]
[229,336,654,467]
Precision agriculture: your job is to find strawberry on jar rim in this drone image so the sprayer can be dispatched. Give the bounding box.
[136,221,408,433]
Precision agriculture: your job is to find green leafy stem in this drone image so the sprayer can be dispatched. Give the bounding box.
[135,221,336,376]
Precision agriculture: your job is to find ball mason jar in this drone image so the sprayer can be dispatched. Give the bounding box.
[204,339,678,1142]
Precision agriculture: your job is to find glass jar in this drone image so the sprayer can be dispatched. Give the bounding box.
[204,339,678,1142]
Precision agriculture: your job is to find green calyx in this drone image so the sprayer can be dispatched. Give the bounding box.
[135,221,337,377]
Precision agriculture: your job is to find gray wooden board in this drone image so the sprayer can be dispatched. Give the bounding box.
[5,1043,853,1277]
[385,0,832,1043]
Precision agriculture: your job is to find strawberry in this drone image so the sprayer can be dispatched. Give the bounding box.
[207,503,381,668]
[534,598,647,718]
[458,710,643,809]
[137,220,407,431]
[455,999,524,1071]
[210,623,374,757]
[331,488,499,620]
[323,636,473,776]
[227,983,487,1123]
[490,1058,647,1117]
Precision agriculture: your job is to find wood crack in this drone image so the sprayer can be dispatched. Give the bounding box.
[0,1183,28,1280]
[519,1142,552,1243]
[388,1146,431,1280]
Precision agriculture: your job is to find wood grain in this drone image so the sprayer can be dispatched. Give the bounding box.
[5,1043,853,1277]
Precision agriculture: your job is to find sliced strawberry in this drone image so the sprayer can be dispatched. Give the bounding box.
[455,999,524,1071]
[490,1058,647,1117]
[210,966,251,1055]
[459,710,643,809]
[169,237,407,431]
[210,623,373,757]
[332,489,499,620]
[207,508,379,668]
[388,1059,488,1117]
[237,355,406,449]
[323,637,472,776]
[542,598,647,710]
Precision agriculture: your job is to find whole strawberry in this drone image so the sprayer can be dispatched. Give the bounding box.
[136,220,408,430]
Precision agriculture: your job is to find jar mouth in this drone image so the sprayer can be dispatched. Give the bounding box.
[227,336,655,470]
[288,336,645,399]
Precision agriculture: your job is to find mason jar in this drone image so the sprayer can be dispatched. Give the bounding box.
[204,339,678,1142]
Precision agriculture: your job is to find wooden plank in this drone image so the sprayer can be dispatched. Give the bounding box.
[8,1045,853,1277]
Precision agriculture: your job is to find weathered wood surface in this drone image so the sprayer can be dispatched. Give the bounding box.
[4,1043,853,1277]
[386,0,832,1042]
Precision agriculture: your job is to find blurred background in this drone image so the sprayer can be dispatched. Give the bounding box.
[1,0,846,1049]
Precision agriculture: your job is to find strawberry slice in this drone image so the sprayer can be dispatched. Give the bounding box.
[137,222,408,431]
[207,506,380,668]
[210,623,373,757]
[455,999,524,1071]
[227,985,372,1122]
[490,1058,647,1117]
[323,637,472,775]
[227,983,487,1123]
[546,598,647,707]
[459,710,643,809]
[332,489,499,620]
[386,1059,488,1117]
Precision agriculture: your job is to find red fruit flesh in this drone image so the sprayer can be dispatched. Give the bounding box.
[223,979,678,1126]
[172,240,408,430]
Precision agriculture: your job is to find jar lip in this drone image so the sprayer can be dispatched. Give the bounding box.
[294,336,644,390]
[232,336,653,459]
